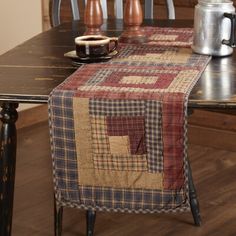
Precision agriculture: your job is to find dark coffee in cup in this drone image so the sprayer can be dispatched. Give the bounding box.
[75,35,118,58]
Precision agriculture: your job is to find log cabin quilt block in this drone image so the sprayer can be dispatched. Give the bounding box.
[144,27,193,46]
[49,27,210,213]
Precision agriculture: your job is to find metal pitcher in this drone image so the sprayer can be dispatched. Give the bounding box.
[192,0,236,57]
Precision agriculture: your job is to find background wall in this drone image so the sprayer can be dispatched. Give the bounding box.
[0,0,43,110]
[0,0,42,55]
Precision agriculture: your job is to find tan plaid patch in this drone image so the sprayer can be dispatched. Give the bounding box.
[114,48,191,64]
[120,76,158,85]
[93,154,148,171]
[91,116,110,154]
[167,70,199,93]
[149,34,178,41]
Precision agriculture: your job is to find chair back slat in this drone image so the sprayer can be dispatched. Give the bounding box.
[144,0,154,19]
[114,0,123,19]
[100,0,108,19]
[51,0,61,27]
[166,0,175,19]
[50,0,175,27]
[71,0,80,20]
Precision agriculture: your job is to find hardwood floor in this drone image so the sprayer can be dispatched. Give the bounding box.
[12,121,236,235]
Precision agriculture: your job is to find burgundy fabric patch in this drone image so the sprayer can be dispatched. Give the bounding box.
[162,93,185,189]
[106,116,146,155]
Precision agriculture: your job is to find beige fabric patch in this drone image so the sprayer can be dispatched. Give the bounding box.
[120,76,158,85]
[73,97,94,171]
[93,153,148,171]
[114,48,191,64]
[80,169,163,189]
[167,70,199,93]
[149,34,178,41]
[109,135,130,155]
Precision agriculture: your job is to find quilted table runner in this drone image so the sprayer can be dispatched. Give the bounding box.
[49,27,210,213]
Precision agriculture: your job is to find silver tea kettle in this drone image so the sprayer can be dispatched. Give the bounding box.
[192,0,236,57]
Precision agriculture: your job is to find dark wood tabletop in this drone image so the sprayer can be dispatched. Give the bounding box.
[0,19,236,108]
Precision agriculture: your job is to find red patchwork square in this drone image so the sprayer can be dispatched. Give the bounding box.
[106,116,146,155]
[100,71,176,89]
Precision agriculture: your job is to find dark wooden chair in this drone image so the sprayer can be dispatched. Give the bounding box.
[50,0,175,27]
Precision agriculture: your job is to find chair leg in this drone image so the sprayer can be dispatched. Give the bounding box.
[187,160,201,226]
[86,210,96,236]
[54,198,63,236]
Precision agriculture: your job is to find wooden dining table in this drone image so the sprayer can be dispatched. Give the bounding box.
[0,19,236,236]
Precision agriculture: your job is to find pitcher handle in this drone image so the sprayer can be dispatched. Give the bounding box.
[222,13,236,47]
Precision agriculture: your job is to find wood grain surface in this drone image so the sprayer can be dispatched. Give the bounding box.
[11,121,236,235]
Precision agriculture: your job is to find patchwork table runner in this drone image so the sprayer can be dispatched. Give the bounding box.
[49,27,210,213]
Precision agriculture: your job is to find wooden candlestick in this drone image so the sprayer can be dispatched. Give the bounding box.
[84,0,103,35]
[119,0,147,43]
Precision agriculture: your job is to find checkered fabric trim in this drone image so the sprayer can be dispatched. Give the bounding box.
[146,100,163,172]
[89,99,145,116]
[91,116,110,154]
[78,186,187,211]
[49,26,211,214]
[55,196,190,215]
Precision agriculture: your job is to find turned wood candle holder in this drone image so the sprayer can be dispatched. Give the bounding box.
[119,0,147,43]
[84,0,103,35]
